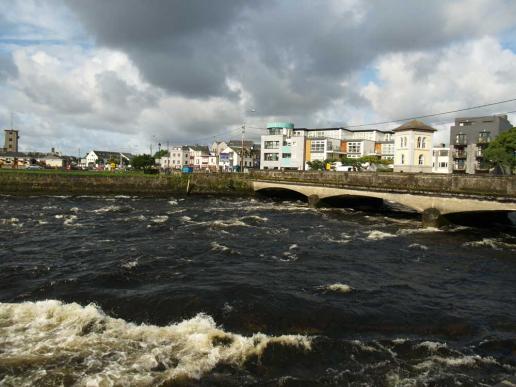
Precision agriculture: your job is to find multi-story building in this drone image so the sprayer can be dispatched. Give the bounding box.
[261,122,306,170]
[210,141,227,156]
[219,145,258,171]
[161,146,190,170]
[431,145,450,173]
[393,120,436,173]
[449,115,512,174]
[2,129,19,153]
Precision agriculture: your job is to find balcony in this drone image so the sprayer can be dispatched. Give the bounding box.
[453,150,467,159]
[475,149,484,158]
[454,137,468,146]
[453,163,466,172]
[477,137,490,145]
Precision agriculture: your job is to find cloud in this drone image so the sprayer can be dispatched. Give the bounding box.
[361,37,516,143]
[1,0,516,154]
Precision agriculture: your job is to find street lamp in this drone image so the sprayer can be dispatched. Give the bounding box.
[241,108,256,172]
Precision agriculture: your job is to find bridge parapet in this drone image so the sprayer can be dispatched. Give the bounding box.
[250,171,515,198]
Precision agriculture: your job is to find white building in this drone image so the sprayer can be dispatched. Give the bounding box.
[261,122,306,170]
[85,150,133,169]
[393,120,436,173]
[432,146,450,173]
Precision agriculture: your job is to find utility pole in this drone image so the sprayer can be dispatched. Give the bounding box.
[240,123,245,172]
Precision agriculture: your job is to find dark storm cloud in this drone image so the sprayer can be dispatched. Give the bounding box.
[66,0,514,119]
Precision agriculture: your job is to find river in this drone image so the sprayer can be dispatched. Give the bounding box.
[0,195,515,386]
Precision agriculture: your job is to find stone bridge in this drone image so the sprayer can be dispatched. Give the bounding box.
[249,171,516,227]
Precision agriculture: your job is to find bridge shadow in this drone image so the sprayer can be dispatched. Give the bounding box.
[443,211,516,230]
[255,188,308,203]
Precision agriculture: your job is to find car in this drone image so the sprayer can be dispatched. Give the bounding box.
[25,165,44,170]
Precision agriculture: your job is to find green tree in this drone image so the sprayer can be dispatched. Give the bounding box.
[131,154,155,170]
[153,149,168,159]
[306,160,325,171]
[484,127,516,174]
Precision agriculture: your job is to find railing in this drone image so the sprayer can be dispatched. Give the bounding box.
[476,149,484,158]
[453,164,466,171]
[453,150,467,158]
[477,137,490,144]
[454,138,468,146]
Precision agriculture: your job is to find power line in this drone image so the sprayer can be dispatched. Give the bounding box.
[343,97,516,128]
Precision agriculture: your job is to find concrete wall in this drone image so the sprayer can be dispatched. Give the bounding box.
[0,172,253,196]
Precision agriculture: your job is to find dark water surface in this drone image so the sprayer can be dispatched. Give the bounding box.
[0,195,515,386]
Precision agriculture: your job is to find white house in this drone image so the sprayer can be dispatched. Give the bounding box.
[432,146,450,173]
[393,120,436,173]
[85,150,133,169]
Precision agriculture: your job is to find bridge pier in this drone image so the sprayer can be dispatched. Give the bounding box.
[307,194,321,208]
[422,208,448,228]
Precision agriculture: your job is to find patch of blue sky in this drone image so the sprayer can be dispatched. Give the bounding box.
[499,28,516,52]
[358,65,380,87]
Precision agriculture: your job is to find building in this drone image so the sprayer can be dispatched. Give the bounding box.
[219,145,259,171]
[393,120,436,173]
[210,141,228,156]
[161,146,190,170]
[449,115,512,174]
[2,129,19,153]
[261,122,306,170]
[189,145,211,169]
[85,150,133,169]
[431,145,450,173]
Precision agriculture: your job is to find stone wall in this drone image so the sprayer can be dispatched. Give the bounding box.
[0,172,254,196]
[249,170,515,197]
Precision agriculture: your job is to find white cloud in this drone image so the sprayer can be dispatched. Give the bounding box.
[361,37,516,144]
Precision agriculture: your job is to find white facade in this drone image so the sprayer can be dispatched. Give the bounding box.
[432,147,450,173]
[393,120,436,173]
[261,122,306,170]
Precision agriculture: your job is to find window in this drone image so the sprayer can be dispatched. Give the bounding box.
[422,137,426,148]
[439,150,449,156]
[459,121,472,126]
[264,153,279,161]
[416,137,422,148]
[401,154,405,164]
[348,142,361,154]
[418,155,424,165]
[310,140,325,153]
[439,162,448,168]
[455,133,467,145]
[264,141,280,149]
[282,153,291,159]
[268,128,281,135]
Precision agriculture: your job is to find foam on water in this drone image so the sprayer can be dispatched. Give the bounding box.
[366,230,397,240]
[151,215,169,224]
[319,283,352,294]
[0,300,311,385]
[92,205,122,213]
[210,241,240,255]
[462,238,516,250]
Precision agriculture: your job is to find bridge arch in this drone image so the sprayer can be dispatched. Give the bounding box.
[255,187,308,202]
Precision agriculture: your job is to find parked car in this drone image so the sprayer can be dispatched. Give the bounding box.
[26,165,44,170]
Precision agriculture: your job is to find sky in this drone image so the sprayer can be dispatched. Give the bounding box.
[1,0,516,155]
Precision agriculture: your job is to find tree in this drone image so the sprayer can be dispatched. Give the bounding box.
[153,149,168,159]
[131,154,155,170]
[306,160,325,171]
[484,128,516,174]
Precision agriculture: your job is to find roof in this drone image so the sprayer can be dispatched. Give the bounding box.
[91,151,133,160]
[188,145,210,153]
[393,120,436,132]
[227,140,254,147]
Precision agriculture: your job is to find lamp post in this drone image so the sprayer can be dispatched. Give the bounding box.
[241,108,256,172]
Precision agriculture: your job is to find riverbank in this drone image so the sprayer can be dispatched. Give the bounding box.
[0,170,253,196]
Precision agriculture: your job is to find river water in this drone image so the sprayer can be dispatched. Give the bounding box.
[0,195,515,386]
